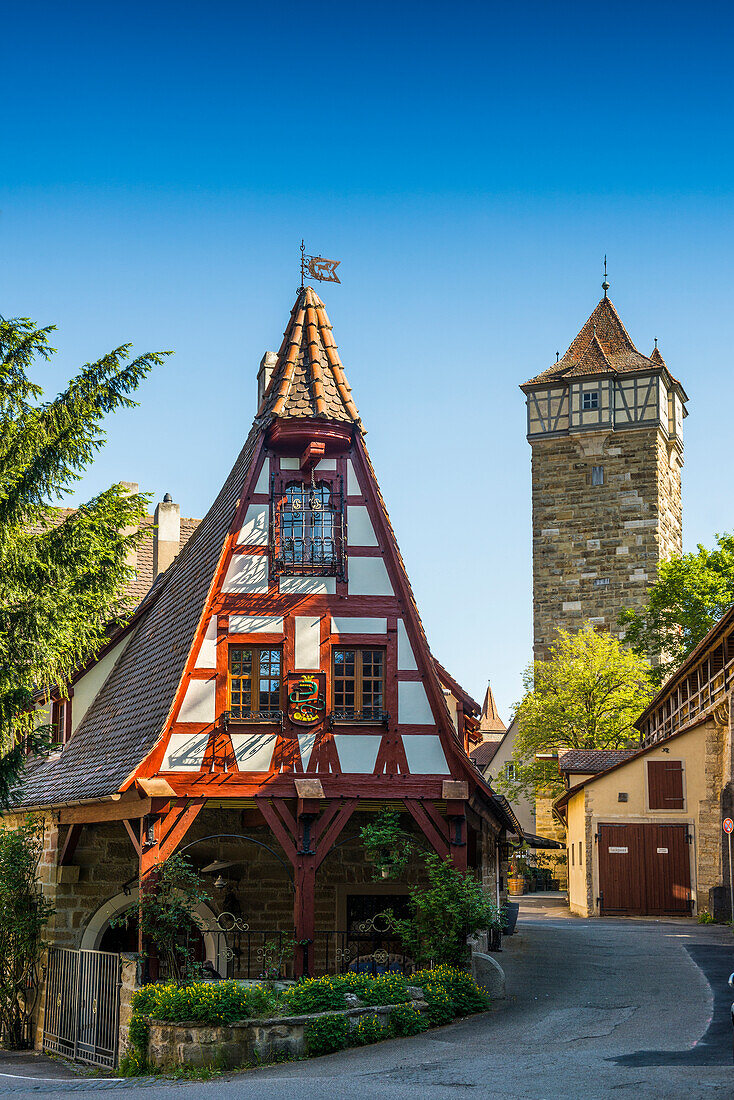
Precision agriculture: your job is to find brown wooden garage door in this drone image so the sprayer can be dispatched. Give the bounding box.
[598,823,691,916]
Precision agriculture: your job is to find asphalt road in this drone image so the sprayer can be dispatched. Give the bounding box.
[2,900,732,1099]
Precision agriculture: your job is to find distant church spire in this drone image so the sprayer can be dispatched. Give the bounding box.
[602,255,610,298]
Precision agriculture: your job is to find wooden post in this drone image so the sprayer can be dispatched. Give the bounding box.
[294,854,316,978]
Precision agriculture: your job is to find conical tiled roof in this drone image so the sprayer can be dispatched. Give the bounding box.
[479,683,506,734]
[260,286,360,423]
[650,345,666,367]
[523,296,655,386]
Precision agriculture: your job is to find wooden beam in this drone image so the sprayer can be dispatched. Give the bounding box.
[58,797,151,825]
[404,799,450,859]
[300,441,326,472]
[59,824,83,866]
[122,819,142,857]
[315,799,358,870]
[256,798,297,865]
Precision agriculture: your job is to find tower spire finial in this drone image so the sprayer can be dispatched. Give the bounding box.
[602,255,609,297]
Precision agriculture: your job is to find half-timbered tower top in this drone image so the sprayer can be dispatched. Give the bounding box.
[521,294,688,447]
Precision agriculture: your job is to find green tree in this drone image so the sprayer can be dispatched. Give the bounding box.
[0,315,167,806]
[113,852,210,981]
[394,854,500,968]
[0,817,55,1047]
[620,534,734,686]
[499,626,652,803]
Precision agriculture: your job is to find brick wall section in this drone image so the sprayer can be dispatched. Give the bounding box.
[530,426,682,660]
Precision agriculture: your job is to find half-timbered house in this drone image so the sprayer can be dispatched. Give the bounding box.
[15,284,519,990]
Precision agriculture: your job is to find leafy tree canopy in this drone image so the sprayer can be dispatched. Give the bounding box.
[498,626,652,802]
[0,315,168,805]
[620,534,734,686]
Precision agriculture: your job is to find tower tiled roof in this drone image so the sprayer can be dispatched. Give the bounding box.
[479,683,506,733]
[523,296,655,386]
[260,286,360,423]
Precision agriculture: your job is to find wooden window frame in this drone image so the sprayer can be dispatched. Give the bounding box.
[332,646,387,724]
[228,645,283,722]
[646,759,685,811]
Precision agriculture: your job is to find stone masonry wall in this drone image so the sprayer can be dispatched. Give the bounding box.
[530,425,682,660]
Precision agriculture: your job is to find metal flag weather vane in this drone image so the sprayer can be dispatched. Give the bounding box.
[300,240,341,287]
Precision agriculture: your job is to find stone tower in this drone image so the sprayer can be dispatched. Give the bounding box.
[521,286,687,660]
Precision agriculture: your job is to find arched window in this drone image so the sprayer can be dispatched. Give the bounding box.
[272,477,344,578]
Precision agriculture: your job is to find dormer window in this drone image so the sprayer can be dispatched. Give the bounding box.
[271,475,344,578]
[582,391,599,410]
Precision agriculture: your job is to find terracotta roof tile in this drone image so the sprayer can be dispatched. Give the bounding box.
[479,683,506,733]
[261,287,360,424]
[470,741,501,768]
[523,296,656,386]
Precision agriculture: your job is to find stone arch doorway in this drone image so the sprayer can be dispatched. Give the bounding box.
[80,889,228,976]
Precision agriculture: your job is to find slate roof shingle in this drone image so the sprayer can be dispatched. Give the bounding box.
[558,749,638,774]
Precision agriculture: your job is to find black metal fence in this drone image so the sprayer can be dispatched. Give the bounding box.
[42,947,120,1069]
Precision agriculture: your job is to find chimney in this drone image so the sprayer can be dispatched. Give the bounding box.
[153,493,181,577]
[257,351,278,411]
[120,481,140,571]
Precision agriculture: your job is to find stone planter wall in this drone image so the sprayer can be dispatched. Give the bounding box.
[146,1001,423,1069]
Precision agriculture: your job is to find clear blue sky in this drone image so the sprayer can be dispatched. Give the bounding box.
[3,1,733,717]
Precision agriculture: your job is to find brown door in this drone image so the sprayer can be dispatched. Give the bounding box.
[642,824,691,915]
[599,823,691,916]
[598,824,645,914]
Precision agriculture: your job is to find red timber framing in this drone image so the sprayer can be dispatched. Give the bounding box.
[87,286,516,976]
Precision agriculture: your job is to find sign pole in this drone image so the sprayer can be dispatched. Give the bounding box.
[723,818,734,920]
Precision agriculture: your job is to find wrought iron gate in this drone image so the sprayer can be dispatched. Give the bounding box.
[43,948,120,1068]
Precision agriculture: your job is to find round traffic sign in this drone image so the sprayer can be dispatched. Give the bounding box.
[723,818,734,834]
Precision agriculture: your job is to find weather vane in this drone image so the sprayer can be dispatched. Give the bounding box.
[602,255,609,297]
[300,240,341,289]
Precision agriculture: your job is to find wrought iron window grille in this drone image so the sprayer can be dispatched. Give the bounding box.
[223,709,284,728]
[270,473,345,579]
[329,710,390,729]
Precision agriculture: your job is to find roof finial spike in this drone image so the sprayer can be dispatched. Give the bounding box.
[654,336,658,348]
[602,254,610,297]
[299,239,306,292]
[556,350,559,362]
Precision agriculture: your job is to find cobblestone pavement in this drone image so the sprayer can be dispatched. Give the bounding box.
[1,901,732,1098]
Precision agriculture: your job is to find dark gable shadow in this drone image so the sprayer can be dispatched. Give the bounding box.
[612,944,733,1067]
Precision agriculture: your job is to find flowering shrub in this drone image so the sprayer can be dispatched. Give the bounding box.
[413,965,489,1021]
[304,1013,350,1056]
[132,981,276,1026]
[389,1002,428,1036]
[352,1013,388,1045]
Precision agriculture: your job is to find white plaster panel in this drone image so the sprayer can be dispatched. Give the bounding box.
[397,620,418,671]
[331,617,387,635]
[195,617,218,669]
[178,677,216,723]
[348,556,393,596]
[70,635,132,735]
[229,615,284,635]
[443,690,459,732]
[315,458,337,471]
[398,681,434,725]
[230,733,277,772]
[295,616,321,669]
[348,505,378,547]
[238,504,269,546]
[254,463,270,495]
[280,457,300,470]
[162,732,211,772]
[279,576,336,595]
[334,735,382,773]
[401,735,450,774]
[347,459,360,496]
[297,732,318,770]
[222,553,269,593]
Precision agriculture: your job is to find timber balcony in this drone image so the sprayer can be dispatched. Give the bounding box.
[638,616,734,746]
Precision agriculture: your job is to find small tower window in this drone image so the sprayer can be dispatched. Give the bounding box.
[271,476,344,578]
[591,465,604,486]
[583,391,599,410]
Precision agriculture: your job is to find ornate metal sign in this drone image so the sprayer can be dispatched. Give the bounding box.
[287,673,326,727]
[300,240,341,285]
